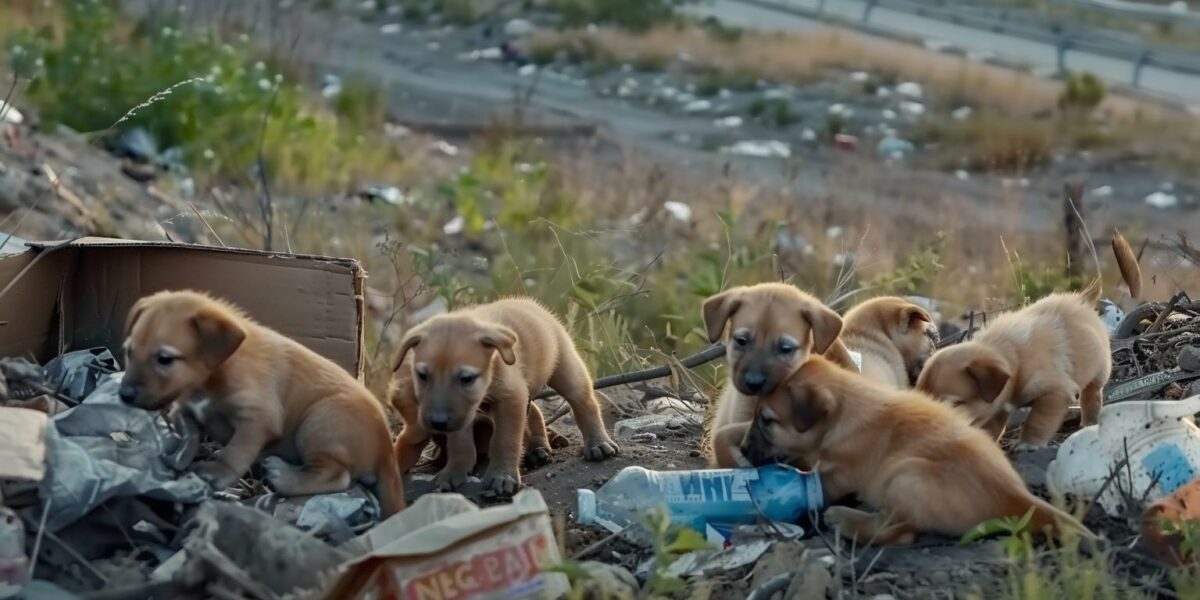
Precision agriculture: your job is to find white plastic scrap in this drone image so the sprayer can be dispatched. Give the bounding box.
[443,215,465,235]
[1091,185,1114,198]
[663,201,692,223]
[952,106,973,121]
[0,101,23,124]
[682,99,712,113]
[896,81,924,98]
[955,169,970,181]
[881,108,897,120]
[431,140,459,157]
[380,23,402,35]
[1145,191,1179,209]
[713,115,744,128]
[850,71,870,82]
[719,140,791,159]
[898,100,926,116]
[517,64,538,77]
[504,18,534,36]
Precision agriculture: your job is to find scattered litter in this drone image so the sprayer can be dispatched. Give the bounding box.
[1091,185,1114,198]
[955,169,970,181]
[896,81,924,99]
[665,539,771,577]
[443,214,465,235]
[42,373,209,531]
[245,486,378,545]
[833,133,859,151]
[714,115,744,128]
[881,108,897,120]
[358,184,410,206]
[663,200,692,223]
[326,490,568,598]
[575,561,638,598]
[1145,191,1179,209]
[517,64,538,77]
[719,140,791,159]
[576,464,823,541]
[384,122,411,138]
[763,88,791,101]
[504,18,534,36]
[320,73,343,98]
[876,87,892,98]
[850,71,870,82]
[1048,395,1200,515]
[1099,299,1125,333]
[826,225,844,238]
[431,140,459,156]
[379,23,402,35]
[1143,476,1200,565]
[110,127,158,163]
[0,102,23,125]
[614,414,699,439]
[0,408,46,483]
[877,135,914,160]
[827,103,848,116]
[682,99,712,113]
[0,507,25,599]
[952,106,973,121]
[898,100,926,116]
[462,47,503,61]
[800,128,817,142]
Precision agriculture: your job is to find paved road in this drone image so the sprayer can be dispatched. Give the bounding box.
[688,0,1200,106]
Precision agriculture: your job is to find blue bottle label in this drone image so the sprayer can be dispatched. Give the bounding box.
[664,470,758,503]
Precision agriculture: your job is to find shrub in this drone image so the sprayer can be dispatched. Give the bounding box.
[1059,71,1105,111]
[551,0,685,33]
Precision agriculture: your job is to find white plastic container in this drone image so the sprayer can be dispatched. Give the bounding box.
[1047,394,1200,515]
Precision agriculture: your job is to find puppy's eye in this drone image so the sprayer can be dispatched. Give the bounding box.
[416,371,430,382]
[156,353,176,367]
[733,334,750,347]
[459,374,477,386]
[777,342,797,355]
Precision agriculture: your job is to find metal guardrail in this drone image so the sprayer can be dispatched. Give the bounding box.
[744,0,1200,90]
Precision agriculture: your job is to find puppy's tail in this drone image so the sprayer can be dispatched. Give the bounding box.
[376,448,407,517]
[1022,495,1095,541]
[1111,230,1142,300]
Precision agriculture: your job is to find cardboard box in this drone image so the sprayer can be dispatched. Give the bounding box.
[0,238,366,376]
[322,490,569,600]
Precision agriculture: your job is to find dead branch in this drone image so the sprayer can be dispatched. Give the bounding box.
[534,343,725,400]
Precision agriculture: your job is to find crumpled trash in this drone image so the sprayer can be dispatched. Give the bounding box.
[0,357,49,405]
[110,127,158,163]
[1048,395,1200,515]
[1098,299,1125,333]
[663,201,692,223]
[321,73,343,98]
[952,106,973,120]
[0,408,47,484]
[43,347,119,405]
[504,18,534,36]
[833,133,859,151]
[719,140,791,159]
[0,101,23,125]
[896,81,923,98]
[357,184,410,206]
[1145,191,1179,209]
[42,373,208,531]
[657,539,771,578]
[877,135,914,159]
[244,485,379,545]
[0,507,28,598]
[683,99,712,113]
[898,100,926,116]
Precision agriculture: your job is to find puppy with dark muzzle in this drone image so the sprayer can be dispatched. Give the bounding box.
[743,355,1092,546]
[389,298,619,496]
[120,290,406,516]
[702,283,854,468]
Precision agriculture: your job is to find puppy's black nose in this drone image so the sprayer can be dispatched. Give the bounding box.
[118,384,138,404]
[742,371,767,394]
[427,413,451,432]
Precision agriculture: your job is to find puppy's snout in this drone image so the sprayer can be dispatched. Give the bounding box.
[742,371,768,394]
[426,412,452,432]
[118,384,139,405]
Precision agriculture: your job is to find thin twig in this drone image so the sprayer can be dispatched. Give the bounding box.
[571,525,633,560]
[254,82,281,251]
[534,343,725,400]
[188,201,226,247]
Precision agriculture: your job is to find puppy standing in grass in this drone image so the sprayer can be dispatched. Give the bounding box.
[840,296,939,388]
[916,232,1142,445]
[702,283,854,468]
[390,298,619,495]
[743,356,1092,546]
[119,290,406,516]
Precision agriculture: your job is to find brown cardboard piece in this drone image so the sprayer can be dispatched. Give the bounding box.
[319,489,569,600]
[0,237,366,376]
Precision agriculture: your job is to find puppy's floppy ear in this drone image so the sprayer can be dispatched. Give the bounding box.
[702,289,742,343]
[124,297,151,338]
[966,356,1011,404]
[479,325,518,366]
[787,379,834,433]
[804,304,843,354]
[190,308,247,368]
[393,330,423,372]
[899,305,933,332]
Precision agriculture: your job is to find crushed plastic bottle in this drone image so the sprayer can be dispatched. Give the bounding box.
[576,464,824,543]
[1048,394,1200,515]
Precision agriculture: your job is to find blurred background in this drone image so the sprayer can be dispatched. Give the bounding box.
[2,0,1198,395]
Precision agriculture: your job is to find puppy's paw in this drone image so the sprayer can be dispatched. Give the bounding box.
[434,469,471,492]
[260,456,292,490]
[191,460,238,491]
[822,506,856,531]
[524,446,552,469]
[482,470,520,497]
[582,435,620,461]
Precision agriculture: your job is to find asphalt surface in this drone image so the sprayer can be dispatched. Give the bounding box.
[690,0,1200,106]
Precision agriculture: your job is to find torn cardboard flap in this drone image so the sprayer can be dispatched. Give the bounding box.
[322,489,569,600]
[0,407,48,481]
[0,237,366,376]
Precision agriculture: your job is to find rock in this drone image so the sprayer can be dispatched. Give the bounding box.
[955,169,970,181]
[1178,346,1200,373]
[121,161,158,183]
[750,542,806,589]
[782,554,833,600]
[111,127,158,163]
[504,18,534,36]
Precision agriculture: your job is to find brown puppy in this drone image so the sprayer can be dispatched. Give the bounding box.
[744,356,1091,545]
[841,296,938,388]
[390,298,618,495]
[120,290,405,516]
[702,283,853,468]
[916,233,1142,445]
